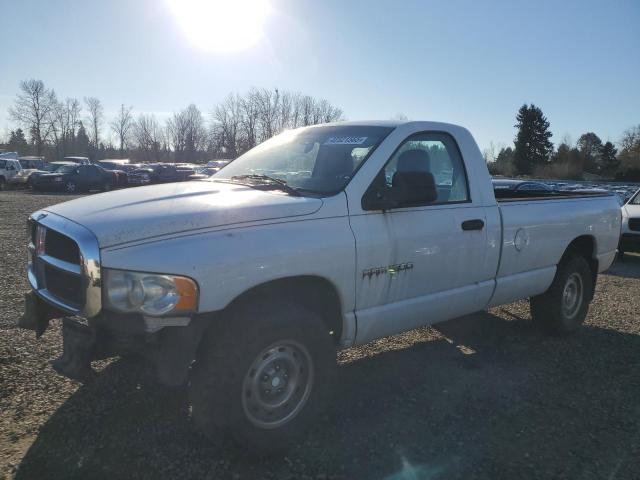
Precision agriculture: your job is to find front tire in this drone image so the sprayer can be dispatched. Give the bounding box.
[190,302,336,455]
[65,180,77,193]
[530,255,593,334]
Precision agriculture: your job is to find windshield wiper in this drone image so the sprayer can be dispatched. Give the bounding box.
[229,174,301,196]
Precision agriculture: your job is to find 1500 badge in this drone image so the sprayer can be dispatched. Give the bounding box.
[363,263,414,279]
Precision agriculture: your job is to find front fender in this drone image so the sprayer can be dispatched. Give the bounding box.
[101,216,356,318]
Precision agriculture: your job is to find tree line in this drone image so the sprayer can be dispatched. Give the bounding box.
[487,104,640,181]
[1,79,344,163]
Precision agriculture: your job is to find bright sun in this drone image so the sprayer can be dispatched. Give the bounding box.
[167,0,271,53]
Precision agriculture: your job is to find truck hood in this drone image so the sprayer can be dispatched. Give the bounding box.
[44,181,323,248]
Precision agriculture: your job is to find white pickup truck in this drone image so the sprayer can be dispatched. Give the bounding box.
[20,121,621,453]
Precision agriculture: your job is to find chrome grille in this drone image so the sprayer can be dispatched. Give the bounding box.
[27,211,102,318]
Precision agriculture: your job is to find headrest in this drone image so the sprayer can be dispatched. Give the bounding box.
[396,149,430,172]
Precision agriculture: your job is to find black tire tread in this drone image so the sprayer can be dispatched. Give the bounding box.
[189,301,336,454]
[530,255,593,335]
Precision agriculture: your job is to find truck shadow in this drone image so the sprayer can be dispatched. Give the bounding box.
[606,254,640,279]
[16,311,640,480]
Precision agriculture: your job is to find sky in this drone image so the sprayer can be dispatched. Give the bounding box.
[0,0,639,152]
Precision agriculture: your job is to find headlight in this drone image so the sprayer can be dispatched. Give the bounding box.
[104,269,198,316]
[53,177,62,182]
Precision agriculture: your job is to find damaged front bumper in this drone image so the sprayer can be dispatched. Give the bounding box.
[20,290,209,386]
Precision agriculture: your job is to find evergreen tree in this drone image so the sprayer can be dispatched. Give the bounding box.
[75,122,90,156]
[577,132,603,173]
[8,128,29,154]
[599,141,618,176]
[495,146,516,175]
[513,104,553,175]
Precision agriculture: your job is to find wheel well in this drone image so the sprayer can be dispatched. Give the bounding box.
[227,276,344,343]
[564,235,598,297]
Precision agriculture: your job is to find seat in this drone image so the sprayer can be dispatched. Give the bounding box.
[312,147,354,179]
[392,149,431,187]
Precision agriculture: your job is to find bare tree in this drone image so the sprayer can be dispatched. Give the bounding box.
[110,104,134,157]
[133,114,163,161]
[240,89,259,151]
[209,88,344,158]
[84,97,103,149]
[166,104,206,162]
[211,94,243,158]
[9,79,57,155]
[50,98,81,158]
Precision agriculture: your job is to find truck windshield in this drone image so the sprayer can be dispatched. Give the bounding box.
[211,125,394,195]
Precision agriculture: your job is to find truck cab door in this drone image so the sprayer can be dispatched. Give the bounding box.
[350,131,497,344]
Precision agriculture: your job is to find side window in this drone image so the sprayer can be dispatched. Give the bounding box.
[379,132,469,205]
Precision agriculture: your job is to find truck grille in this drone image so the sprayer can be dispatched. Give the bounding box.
[45,265,83,307]
[629,218,640,232]
[27,212,102,318]
[45,228,80,264]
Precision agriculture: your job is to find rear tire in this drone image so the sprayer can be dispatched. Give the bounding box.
[530,255,593,334]
[102,182,111,192]
[189,301,336,455]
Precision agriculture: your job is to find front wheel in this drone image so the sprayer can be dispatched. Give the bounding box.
[530,255,593,334]
[64,180,77,193]
[102,182,111,192]
[189,302,336,454]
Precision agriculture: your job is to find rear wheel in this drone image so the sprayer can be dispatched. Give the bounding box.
[0,177,5,191]
[190,301,336,455]
[102,182,111,192]
[530,255,593,334]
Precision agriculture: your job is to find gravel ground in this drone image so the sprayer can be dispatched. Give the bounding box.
[1,190,639,480]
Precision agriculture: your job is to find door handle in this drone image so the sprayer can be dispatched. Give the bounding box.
[461,219,484,231]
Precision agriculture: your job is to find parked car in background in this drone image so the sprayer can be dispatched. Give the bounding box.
[205,159,231,169]
[492,179,552,194]
[620,187,640,257]
[18,156,46,170]
[63,156,91,165]
[188,167,219,181]
[32,163,113,193]
[0,157,45,189]
[0,158,23,189]
[26,161,77,187]
[128,163,195,185]
[98,160,130,187]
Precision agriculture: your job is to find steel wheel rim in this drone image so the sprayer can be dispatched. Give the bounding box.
[241,339,314,429]
[562,273,583,319]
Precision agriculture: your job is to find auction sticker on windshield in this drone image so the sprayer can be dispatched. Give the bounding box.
[324,136,368,145]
